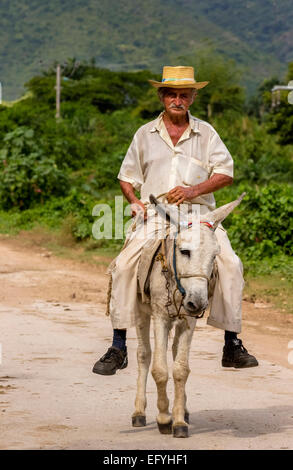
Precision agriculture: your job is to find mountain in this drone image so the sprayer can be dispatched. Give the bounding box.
[0,0,292,100]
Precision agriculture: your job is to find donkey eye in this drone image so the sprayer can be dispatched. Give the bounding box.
[180,249,191,257]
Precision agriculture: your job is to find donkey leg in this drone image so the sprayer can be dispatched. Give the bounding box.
[132,305,151,427]
[172,318,196,438]
[172,325,189,424]
[151,317,172,434]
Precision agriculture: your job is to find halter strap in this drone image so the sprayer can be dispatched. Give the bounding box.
[173,237,186,296]
[173,226,211,297]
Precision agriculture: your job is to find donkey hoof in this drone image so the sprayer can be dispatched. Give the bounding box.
[132,415,146,427]
[157,421,172,434]
[184,412,190,424]
[173,425,189,438]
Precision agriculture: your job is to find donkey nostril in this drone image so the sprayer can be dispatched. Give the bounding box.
[187,301,197,310]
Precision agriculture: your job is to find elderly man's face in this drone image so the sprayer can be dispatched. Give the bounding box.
[161,88,195,119]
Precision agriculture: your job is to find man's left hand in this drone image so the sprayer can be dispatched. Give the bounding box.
[167,186,197,205]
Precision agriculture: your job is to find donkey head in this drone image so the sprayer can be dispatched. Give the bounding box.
[149,193,245,316]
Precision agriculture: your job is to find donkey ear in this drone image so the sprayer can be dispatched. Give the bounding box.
[149,194,187,227]
[149,194,159,206]
[207,192,246,229]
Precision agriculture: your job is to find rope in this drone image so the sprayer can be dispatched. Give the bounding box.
[155,192,168,202]
[105,274,113,317]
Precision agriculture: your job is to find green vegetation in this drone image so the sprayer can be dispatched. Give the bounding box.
[0,59,292,288]
[0,127,69,209]
[1,0,292,99]
[216,184,293,277]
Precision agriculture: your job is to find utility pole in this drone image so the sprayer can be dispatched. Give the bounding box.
[53,60,80,119]
[0,82,2,105]
[55,64,61,119]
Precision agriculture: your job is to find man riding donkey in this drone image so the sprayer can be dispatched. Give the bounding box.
[92,66,258,375]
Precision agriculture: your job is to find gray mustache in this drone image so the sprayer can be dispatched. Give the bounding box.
[169,104,185,110]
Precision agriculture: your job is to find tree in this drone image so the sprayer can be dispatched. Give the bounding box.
[186,50,246,120]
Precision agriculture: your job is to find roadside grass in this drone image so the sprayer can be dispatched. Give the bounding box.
[241,255,293,315]
[244,274,293,316]
[0,223,120,268]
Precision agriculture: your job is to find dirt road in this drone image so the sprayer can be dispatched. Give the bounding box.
[1,238,293,450]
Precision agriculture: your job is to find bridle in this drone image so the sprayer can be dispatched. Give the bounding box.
[170,220,215,318]
[173,220,214,295]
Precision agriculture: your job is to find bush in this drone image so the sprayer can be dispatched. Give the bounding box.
[218,183,293,259]
[0,127,69,209]
[211,116,293,184]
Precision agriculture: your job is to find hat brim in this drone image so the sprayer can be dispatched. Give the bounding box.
[149,80,209,90]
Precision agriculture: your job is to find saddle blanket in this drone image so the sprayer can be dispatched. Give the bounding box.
[137,238,162,304]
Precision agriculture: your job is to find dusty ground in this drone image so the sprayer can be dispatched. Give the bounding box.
[0,238,293,450]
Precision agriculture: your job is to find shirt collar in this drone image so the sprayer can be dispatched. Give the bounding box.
[188,111,201,134]
[150,110,201,134]
[150,112,164,133]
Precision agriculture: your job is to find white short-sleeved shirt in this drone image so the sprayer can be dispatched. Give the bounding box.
[118,111,233,210]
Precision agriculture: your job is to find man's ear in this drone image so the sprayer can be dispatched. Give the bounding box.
[190,92,197,106]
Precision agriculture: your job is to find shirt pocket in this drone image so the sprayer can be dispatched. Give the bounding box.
[183,158,209,186]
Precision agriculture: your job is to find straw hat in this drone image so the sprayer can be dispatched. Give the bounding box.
[149,66,209,90]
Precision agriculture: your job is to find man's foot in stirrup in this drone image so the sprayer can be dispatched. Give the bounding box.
[222,339,258,368]
[92,346,128,376]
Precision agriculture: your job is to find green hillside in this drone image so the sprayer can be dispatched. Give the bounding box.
[0,0,292,100]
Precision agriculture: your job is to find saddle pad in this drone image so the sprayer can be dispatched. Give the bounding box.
[138,238,162,304]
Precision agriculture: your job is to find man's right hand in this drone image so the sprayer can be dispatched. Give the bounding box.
[131,200,147,220]
[119,180,147,221]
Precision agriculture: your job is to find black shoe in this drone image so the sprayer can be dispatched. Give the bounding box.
[92,346,128,376]
[222,339,258,368]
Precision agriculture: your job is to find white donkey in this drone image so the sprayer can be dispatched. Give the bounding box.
[132,193,245,438]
